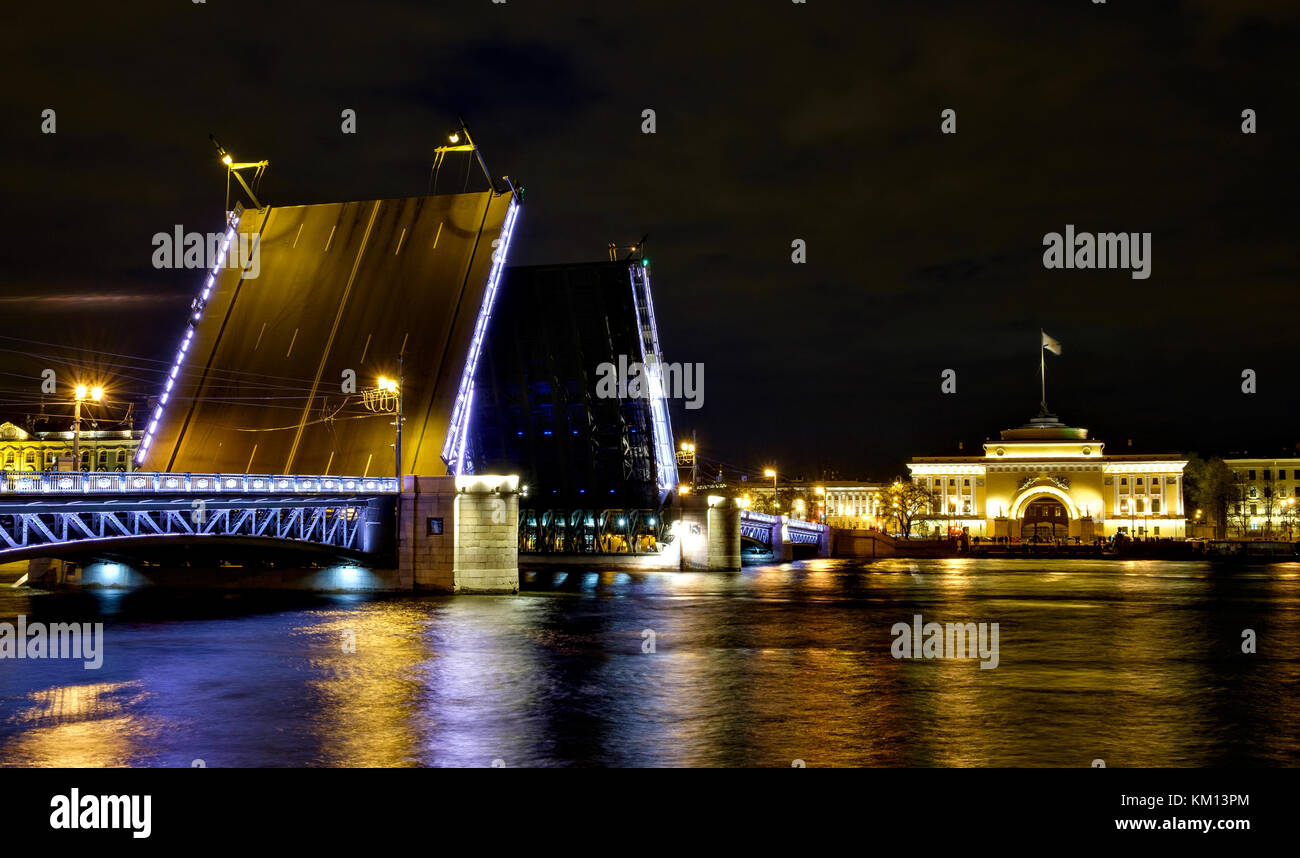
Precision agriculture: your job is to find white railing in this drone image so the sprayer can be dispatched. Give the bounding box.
[1,471,400,495]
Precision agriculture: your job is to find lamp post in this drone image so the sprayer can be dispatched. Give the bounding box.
[678,441,697,488]
[764,468,777,513]
[72,384,104,471]
[376,375,401,481]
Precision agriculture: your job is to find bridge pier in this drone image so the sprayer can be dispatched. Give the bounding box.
[679,494,742,571]
[396,475,520,593]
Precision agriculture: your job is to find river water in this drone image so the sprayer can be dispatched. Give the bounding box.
[1,558,1297,767]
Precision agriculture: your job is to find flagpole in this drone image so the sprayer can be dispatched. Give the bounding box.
[1040,329,1046,412]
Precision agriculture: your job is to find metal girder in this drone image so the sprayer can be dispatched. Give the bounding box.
[0,500,367,556]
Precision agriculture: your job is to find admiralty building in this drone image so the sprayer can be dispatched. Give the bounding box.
[907,411,1187,541]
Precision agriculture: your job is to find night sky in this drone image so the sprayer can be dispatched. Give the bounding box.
[4,1,1298,480]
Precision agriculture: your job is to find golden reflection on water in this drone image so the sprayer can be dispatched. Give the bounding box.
[2,681,149,767]
[1,558,1297,767]
[299,602,430,767]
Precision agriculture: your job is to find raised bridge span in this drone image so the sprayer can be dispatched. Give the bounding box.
[6,173,829,591]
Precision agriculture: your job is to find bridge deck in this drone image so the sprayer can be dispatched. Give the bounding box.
[140,190,517,478]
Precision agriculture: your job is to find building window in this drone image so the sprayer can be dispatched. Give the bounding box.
[1264,469,1272,480]
[1151,499,1160,513]
[1250,504,1257,515]
[1281,470,1288,480]
[97,450,108,470]
[1249,470,1256,480]
[1249,487,1258,499]
[116,450,127,470]
[45,452,56,468]
[25,451,35,469]
[2,451,13,469]
[1154,527,1160,536]
[1120,477,1128,486]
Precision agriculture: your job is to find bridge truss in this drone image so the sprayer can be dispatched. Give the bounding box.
[0,472,395,557]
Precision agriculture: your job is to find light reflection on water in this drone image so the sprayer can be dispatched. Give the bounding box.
[1,558,1297,767]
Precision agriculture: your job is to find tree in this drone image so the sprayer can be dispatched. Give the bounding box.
[1260,467,1282,536]
[1183,454,1237,538]
[880,478,940,539]
[742,486,815,518]
[1226,470,1251,537]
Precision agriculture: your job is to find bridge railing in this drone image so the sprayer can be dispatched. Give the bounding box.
[738,509,828,546]
[1,471,400,496]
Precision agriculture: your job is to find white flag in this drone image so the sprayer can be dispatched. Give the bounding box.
[1041,331,1062,356]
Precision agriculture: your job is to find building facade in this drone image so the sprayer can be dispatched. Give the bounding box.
[907,413,1188,540]
[821,481,886,529]
[0,421,140,472]
[1222,457,1300,537]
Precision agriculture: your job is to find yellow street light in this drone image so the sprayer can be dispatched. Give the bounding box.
[71,383,107,470]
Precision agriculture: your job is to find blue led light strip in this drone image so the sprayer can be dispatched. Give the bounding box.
[441,199,520,472]
[135,209,242,465]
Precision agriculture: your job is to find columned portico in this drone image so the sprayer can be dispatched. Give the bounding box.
[908,411,1187,541]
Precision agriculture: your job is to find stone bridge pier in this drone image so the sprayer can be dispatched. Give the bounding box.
[395,474,520,593]
[677,494,743,571]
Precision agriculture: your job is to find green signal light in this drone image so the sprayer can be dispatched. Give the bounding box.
[641,258,649,267]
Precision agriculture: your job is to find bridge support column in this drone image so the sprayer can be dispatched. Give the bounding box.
[26,557,64,586]
[679,494,741,571]
[399,474,520,593]
[773,518,794,563]
[452,475,520,594]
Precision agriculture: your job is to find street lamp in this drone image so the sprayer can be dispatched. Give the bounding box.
[72,384,104,471]
[678,440,697,486]
[815,485,825,524]
[764,468,777,512]
[376,375,402,480]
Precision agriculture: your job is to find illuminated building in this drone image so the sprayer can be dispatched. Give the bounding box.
[821,481,886,529]
[1223,456,1300,536]
[0,422,141,472]
[907,412,1187,540]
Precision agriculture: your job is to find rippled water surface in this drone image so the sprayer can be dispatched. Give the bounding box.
[1,558,1297,767]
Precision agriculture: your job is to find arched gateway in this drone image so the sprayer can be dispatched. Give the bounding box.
[1020,496,1069,541]
[907,408,1189,541]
